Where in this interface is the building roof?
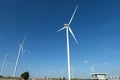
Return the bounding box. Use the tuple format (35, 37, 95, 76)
(91, 73, 108, 75)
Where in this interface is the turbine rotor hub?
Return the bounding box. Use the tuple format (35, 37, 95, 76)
(64, 23, 69, 28)
(19, 44, 23, 47)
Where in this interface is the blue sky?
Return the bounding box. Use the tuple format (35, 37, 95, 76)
(0, 0, 120, 78)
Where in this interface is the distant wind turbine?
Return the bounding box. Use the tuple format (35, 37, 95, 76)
(71, 66, 76, 79)
(57, 5, 78, 80)
(60, 70, 65, 78)
(13, 35, 26, 77)
(90, 65, 95, 73)
(0, 55, 8, 76)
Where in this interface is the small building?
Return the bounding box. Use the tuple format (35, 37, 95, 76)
(91, 73, 108, 80)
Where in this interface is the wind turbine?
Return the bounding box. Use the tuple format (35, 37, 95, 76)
(13, 35, 26, 77)
(71, 66, 76, 79)
(57, 5, 78, 80)
(90, 65, 95, 73)
(60, 70, 65, 78)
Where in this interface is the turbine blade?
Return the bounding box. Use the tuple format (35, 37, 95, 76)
(68, 5, 79, 25)
(57, 27, 66, 32)
(22, 35, 27, 45)
(21, 47, 24, 53)
(21, 47, 24, 57)
(69, 27, 78, 44)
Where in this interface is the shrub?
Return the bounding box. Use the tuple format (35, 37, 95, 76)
(21, 71, 30, 80)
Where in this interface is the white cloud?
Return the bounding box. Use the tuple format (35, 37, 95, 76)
(104, 62, 109, 65)
(83, 60, 88, 64)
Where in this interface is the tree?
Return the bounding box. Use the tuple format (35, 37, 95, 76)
(59, 77, 62, 80)
(21, 71, 30, 80)
(0, 75, 4, 78)
(63, 77, 65, 80)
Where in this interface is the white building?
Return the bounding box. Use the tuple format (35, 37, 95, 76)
(91, 73, 108, 80)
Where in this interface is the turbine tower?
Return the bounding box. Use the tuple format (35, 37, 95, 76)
(0, 55, 8, 76)
(90, 65, 95, 73)
(13, 35, 26, 77)
(57, 5, 78, 80)
(71, 66, 76, 79)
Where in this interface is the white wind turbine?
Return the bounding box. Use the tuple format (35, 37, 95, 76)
(71, 66, 76, 79)
(57, 5, 78, 80)
(13, 35, 26, 77)
(90, 65, 95, 73)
